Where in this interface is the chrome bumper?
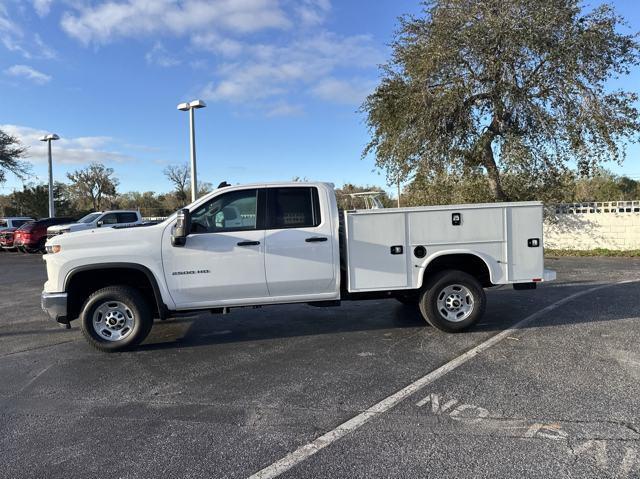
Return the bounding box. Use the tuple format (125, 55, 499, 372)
(41, 291, 68, 323)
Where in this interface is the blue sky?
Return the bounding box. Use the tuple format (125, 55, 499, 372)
(0, 0, 639, 197)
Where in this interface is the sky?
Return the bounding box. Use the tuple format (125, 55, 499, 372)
(0, 0, 639, 197)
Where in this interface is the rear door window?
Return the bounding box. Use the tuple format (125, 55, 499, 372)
(116, 212, 139, 223)
(266, 187, 321, 229)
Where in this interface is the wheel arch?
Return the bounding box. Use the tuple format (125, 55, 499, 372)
(417, 250, 500, 289)
(64, 263, 168, 321)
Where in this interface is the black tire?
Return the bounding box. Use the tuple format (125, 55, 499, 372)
(24, 244, 42, 254)
(80, 286, 153, 352)
(418, 270, 486, 333)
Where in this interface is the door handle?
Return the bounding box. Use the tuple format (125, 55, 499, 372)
(305, 237, 328, 243)
(237, 241, 260, 246)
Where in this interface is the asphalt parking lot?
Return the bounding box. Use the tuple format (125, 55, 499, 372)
(1, 253, 639, 479)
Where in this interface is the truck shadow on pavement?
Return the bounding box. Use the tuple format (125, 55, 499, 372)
(136, 281, 639, 352)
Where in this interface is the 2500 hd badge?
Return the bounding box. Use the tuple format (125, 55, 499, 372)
(171, 270, 211, 276)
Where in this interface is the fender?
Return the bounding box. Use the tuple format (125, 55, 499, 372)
(415, 249, 501, 288)
(64, 262, 169, 320)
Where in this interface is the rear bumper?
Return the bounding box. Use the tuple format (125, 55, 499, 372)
(41, 291, 68, 323)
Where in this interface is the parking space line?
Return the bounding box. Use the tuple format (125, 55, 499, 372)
(247, 280, 635, 479)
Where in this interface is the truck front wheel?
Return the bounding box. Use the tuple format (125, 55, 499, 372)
(79, 286, 153, 352)
(419, 270, 486, 332)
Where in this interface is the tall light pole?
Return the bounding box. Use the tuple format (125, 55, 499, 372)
(39, 133, 59, 217)
(177, 100, 206, 203)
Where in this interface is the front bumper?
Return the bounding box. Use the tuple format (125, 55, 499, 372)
(41, 291, 68, 323)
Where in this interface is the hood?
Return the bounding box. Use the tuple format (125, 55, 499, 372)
(48, 222, 82, 233)
(0, 227, 16, 235)
(47, 221, 165, 252)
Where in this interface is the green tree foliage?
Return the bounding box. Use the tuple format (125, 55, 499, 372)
(0, 129, 30, 183)
(2, 183, 77, 219)
(401, 168, 640, 206)
(67, 162, 119, 211)
(363, 0, 640, 201)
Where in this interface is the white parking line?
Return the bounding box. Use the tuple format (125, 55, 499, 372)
(247, 280, 635, 479)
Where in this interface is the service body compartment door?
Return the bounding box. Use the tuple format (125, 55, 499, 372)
(507, 205, 544, 281)
(346, 212, 408, 291)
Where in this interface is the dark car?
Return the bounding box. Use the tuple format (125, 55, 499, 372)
(14, 217, 75, 253)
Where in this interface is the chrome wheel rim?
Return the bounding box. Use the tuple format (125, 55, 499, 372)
(436, 284, 474, 322)
(92, 301, 135, 342)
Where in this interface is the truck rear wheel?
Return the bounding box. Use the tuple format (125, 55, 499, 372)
(419, 270, 486, 332)
(80, 286, 153, 352)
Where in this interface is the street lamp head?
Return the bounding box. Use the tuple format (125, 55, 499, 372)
(177, 100, 207, 111)
(39, 133, 60, 142)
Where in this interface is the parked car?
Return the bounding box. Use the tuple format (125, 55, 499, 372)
(0, 217, 33, 232)
(41, 181, 555, 352)
(15, 217, 75, 253)
(0, 227, 19, 250)
(47, 210, 143, 239)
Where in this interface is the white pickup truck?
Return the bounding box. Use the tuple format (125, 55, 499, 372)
(42, 182, 555, 352)
(46, 210, 143, 238)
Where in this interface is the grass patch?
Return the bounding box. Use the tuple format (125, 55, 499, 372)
(545, 248, 640, 257)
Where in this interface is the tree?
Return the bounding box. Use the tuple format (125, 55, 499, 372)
(2, 182, 76, 218)
(0, 129, 30, 183)
(163, 163, 189, 204)
(363, 0, 640, 201)
(67, 163, 119, 211)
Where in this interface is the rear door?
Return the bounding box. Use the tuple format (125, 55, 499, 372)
(264, 186, 336, 298)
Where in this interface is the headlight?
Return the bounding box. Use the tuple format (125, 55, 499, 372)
(45, 244, 62, 254)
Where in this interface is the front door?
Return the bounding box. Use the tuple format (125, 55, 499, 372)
(162, 188, 269, 309)
(264, 186, 336, 298)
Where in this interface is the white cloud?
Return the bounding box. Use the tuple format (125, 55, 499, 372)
(199, 31, 383, 105)
(191, 32, 243, 57)
(34, 33, 57, 59)
(0, 4, 57, 59)
(266, 103, 304, 117)
(1, 125, 135, 165)
(311, 77, 376, 105)
(60, 0, 290, 45)
(295, 0, 331, 26)
(32, 0, 54, 17)
(4, 64, 52, 84)
(145, 41, 180, 67)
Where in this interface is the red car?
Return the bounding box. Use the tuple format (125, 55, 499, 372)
(14, 217, 75, 253)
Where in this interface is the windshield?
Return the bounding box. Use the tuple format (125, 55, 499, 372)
(77, 213, 102, 224)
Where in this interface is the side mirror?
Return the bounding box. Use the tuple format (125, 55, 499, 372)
(171, 208, 191, 247)
(96, 220, 103, 227)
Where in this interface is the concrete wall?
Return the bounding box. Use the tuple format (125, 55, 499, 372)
(544, 201, 640, 250)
